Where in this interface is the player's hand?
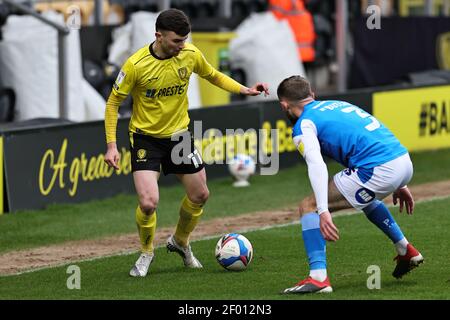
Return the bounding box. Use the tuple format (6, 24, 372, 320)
(104, 142, 120, 170)
(393, 186, 414, 214)
(319, 211, 339, 242)
(241, 82, 269, 97)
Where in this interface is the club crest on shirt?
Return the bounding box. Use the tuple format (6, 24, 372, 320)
(178, 67, 188, 80)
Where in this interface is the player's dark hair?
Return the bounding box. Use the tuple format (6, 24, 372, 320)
(277, 75, 312, 101)
(155, 9, 191, 36)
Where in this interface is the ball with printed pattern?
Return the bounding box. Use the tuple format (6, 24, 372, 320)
(215, 233, 253, 271)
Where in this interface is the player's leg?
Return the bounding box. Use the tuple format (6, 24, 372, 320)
(300, 180, 352, 279)
(362, 197, 423, 278)
(174, 168, 209, 247)
(164, 132, 206, 268)
(128, 132, 163, 277)
(165, 169, 208, 268)
(335, 155, 423, 278)
(129, 170, 159, 277)
(284, 179, 350, 294)
(335, 168, 409, 253)
(134, 170, 159, 253)
(358, 155, 423, 278)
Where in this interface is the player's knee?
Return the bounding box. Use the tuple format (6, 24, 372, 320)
(298, 197, 316, 217)
(139, 196, 159, 214)
(189, 187, 209, 204)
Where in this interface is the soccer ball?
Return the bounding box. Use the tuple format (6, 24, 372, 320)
(228, 154, 256, 187)
(215, 233, 253, 271)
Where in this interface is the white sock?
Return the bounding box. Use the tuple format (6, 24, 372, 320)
(309, 269, 327, 282)
(395, 238, 409, 255)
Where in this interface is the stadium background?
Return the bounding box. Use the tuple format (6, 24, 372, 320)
(0, 0, 449, 304)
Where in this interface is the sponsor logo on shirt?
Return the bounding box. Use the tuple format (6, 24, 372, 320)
(145, 84, 187, 98)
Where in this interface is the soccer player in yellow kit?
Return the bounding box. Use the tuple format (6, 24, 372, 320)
(104, 9, 269, 277)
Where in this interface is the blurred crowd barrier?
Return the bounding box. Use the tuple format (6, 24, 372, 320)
(0, 11, 106, 122)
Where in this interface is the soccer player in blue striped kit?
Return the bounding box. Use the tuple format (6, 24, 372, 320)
(277, 76, 424, 294)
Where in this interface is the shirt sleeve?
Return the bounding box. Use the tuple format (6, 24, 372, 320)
(112, 58, 136, 97)
(104, 92, 126, 144)
(193, 49, 215, 78)
(293, 119, 329, 214)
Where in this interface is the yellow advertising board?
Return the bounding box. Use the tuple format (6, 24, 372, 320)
(191, 32, 236, 107)
(373, 85, 450, 152)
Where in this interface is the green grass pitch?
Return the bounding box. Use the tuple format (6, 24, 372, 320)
(0, 197, 449, 300)
(1, 148, 449, 254)
(0, 148, 449, 300)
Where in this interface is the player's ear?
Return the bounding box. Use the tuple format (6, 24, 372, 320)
(155, 31, 162, 41)
(310, 91, 315, 99)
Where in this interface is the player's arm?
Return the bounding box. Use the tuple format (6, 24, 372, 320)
(104, 60, 136, 169)
(293, 119, 339, 241)
(293, 120, 329, 214)
(204, 69, 269, 96)
(104, 93, 126, 169)
(194, 49, 269, 96)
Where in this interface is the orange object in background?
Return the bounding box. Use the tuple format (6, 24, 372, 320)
(269, 0, 316, 62)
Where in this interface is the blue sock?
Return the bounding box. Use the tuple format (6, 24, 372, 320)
(301, 213, 327, 271)
(363, 200, 405, 243)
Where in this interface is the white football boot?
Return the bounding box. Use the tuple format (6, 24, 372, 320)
(129, 252, 154, 277)
(166, 235, 203, 268)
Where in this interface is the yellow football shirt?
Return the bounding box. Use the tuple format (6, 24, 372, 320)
(109, 42, 242, 140)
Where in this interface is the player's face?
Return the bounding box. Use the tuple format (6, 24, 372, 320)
(158, 31, 188, 57)
(280, 100, 299, 124)
(285, 110, 299, 125)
